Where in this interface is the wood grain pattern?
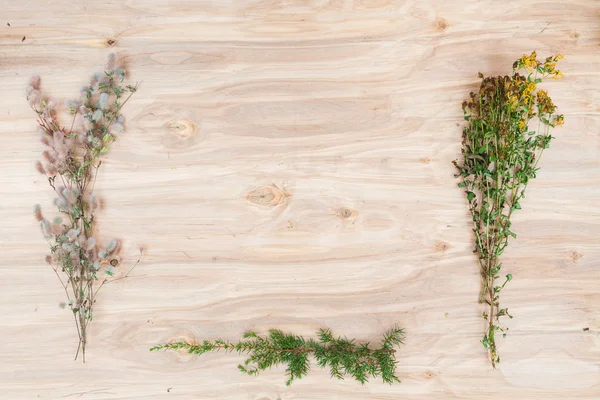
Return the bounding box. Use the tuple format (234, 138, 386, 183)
(1, 1, 599, 399)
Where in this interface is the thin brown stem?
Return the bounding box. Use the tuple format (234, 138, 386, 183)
(92, 247, 143, 301)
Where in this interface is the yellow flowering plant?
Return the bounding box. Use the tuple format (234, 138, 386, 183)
(454, 51, 564, 368)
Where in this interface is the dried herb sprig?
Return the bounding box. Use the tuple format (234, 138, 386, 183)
(454, 51, 564, 367)
(29, 54, 140, 362)
(151, 327, 404, 385)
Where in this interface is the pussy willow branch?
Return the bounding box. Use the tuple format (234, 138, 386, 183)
(30, 56, 141, 362)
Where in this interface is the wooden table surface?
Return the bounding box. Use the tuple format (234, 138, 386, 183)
(1, 1, 599, 399)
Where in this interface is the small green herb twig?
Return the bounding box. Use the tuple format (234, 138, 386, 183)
(151, 327, 404, 385)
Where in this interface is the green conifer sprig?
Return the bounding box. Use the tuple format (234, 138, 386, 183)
(151, 327, 404, 385)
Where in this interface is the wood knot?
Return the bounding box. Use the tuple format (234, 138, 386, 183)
(435, 241, 449, 252)
(162, 119, 199, 149)
(436, 18, 449, 31)
(424, 371, 437, 379)
(247, 185, 290, 206)
(422, 157, 431, 164)
(569, 31, 580, 39)
(337, 207, 358, 220)
(105, 38, 117, 47)
(570, 251, 583, 262)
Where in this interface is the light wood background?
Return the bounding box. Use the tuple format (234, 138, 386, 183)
(1, 1, 599, 399)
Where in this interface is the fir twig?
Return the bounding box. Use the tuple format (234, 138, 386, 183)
(151, 327, 405, 385)
(454, 51, 564, 367)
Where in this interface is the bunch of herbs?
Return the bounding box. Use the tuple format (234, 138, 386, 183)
(453, 51, 564, 367)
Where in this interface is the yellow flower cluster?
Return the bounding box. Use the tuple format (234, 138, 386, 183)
(536, 89, 549, 103)
(536, 89, 556, 115)
(506, 77, 536, 112)
(545, 56, 564, 79)
(518, 51, 539, 72)
(464, 52, 564, 135)
(523, 81, 536, 99)
(554, 114, 565, 126)
(515, 51, 564, 79)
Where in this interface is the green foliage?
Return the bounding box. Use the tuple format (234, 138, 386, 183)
(453, 51, 563, 368)
(151, 327, 405, 385)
